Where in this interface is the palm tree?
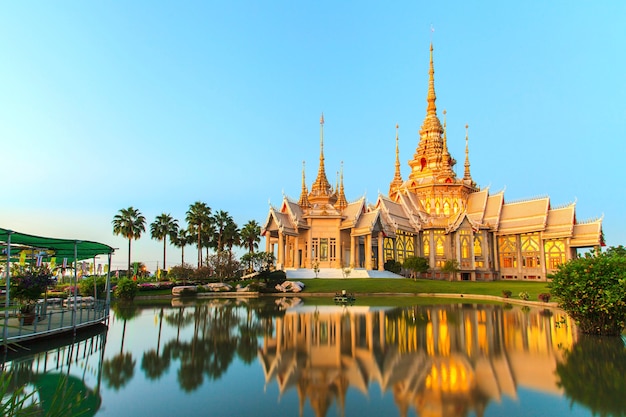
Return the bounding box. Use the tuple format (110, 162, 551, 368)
(240, 220, 261, 254)
(172, 228, 192, 267)
(112, 207, 146, 276)
(213, 210, 233, 252)
(224, 220, 240, 253)
(186, 202, 211, 268)
(150, 213, 179, 271)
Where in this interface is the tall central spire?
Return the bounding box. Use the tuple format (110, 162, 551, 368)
(408, 42, 445, 182)
(309, 113, 334, 203)
(426, 43, 437, 116)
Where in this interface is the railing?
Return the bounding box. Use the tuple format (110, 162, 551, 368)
(1, 298, 109, 344)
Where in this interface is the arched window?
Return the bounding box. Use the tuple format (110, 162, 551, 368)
(443, 200, 450, 216)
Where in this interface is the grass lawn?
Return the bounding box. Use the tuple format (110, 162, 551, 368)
(130, 278, 552, 303)
(299, 278, 551, 301)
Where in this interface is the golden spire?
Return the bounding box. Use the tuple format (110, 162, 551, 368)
(442, 110, 450, 160)
(389, 123, 404, 197)
(309, 113, 334, 202)
(426, 43, 437, 116)
(298, 160, 310, 208)
(408, 43, 445, 182)
(335, 161, 348, 210)
(464, 124, 471, 178)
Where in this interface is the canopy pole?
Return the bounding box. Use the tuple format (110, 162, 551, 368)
(72, 241, 78, 334)
(3, 231, 13, 348)
(106, 252, 112, 320)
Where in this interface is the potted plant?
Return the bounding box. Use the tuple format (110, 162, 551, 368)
(12, 266, 52, 325)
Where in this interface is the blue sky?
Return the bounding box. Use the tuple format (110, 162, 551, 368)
(1, 1, 624, 271)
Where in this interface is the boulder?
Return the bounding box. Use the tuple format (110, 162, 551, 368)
(172, 286, 198, 296)
(275, 281, 305, 293)
(203, 282, 233, 292)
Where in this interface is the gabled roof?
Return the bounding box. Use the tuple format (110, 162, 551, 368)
(483, 191, 504, 229)
(498, 197, 549, 235)
(262, 206, 298, 236)
(446, 211, 481, 233)
(376, 195, 415, 233)
(353, 210, 383, 236)
(340, 198, 366, 229)
(466, 188, 489, 225)
(283, 199, 308, 229)
(571, 219, 603, 247)
(543, 203, 575, 239)
(0, 227, 114, 262)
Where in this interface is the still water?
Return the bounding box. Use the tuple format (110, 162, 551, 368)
(3, 297, 626, 417)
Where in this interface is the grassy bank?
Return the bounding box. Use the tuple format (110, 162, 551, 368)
(299, 278, 550, 301)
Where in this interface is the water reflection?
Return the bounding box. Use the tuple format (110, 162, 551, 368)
(2, 299, 625, 417)
(1, 325, 107, 416)
(258, 302, 576, 417)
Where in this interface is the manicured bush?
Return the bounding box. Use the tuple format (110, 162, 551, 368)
(518, 291, 529, 301)
(78, 276, 108, 299)
(168, 265, 194, 282)
(549, 249, 626, 336)
(114, 278, 138, 301)
(403, 257, 429, 279)
(384, 260, 402, 274)
(502, 290, 512, 298)
(538, 293, 551, 302)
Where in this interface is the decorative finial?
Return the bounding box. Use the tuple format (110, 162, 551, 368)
(320, 113, 324, 125)
(464, 124, 472, 181)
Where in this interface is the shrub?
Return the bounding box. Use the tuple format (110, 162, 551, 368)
(78, 276, 108, 299)
(502, 290, 512, 298)
(403, 257, 429, 279)
(193, 266, 213, 282)
(549, 249, 626, 336)
(169, 265, 194, 283)
(538, 293, 551, 302)
(114, 278, 138, 301)
(384, 260, 402, 274)
(518, 291, 530, 301)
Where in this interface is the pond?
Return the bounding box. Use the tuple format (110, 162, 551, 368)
(2, 297, 626, 416)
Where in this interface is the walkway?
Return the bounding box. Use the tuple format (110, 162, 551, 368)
(1, 299, 109, 345)
(286, 268, 403, 279)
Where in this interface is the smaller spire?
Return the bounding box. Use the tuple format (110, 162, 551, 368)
(335, 161, 348, 211)
(463, 124, 473, 182)
(389, 124, 404, 197)
(298, 161, 310, 208)
(442, 110, 450, 160)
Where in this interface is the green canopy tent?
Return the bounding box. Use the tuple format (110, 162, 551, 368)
(0, 228, 114, 263)
(1, 227, 115, 343)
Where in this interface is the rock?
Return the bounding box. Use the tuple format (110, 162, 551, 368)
(203, 282, 233, 292)
(172, 286, 197, 296)
(275, 280, 305, 293)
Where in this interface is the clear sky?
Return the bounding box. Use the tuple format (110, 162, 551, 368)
(1, 1, 624, 271)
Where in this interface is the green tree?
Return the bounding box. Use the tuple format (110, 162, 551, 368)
(172, 228, 192, 267)
(212, 210, 233, 252)
(441, 259, 460, 281)
(549, 248, 626, 336)
(403, 256, 429, 280)
(112, 207, 146, 276)
(223, 220, 240, 253)
(240, 220, 261, 254)
(186, 202, 212, 268)
(150, 213, 179, 271)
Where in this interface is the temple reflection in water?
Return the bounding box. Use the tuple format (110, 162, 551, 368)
(258, 303, 576, 417)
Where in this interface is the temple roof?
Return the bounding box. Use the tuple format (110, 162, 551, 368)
(498, 197, 549, 235)
(543, 203, 576, 239)
(571, 219, 603, 247)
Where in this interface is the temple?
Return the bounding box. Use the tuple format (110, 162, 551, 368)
(261, 44, 603, 281)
